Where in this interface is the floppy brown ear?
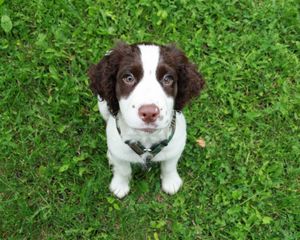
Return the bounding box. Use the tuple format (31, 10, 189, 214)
(88, 43, 128, 115)
(175, 59, 205, 110)
(162, 45, 205, 111)
(88, 55, 120, 115)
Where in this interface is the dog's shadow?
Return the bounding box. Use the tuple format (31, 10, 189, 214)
(131, 162, 160, 180)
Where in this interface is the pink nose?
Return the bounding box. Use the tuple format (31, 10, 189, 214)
(138, 104, 160, 123)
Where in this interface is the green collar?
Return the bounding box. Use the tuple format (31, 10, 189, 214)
(116, 112, 177, 169)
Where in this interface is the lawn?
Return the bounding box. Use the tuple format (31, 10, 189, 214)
(1, 0, 299, 239)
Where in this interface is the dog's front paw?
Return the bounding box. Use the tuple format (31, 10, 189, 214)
(109, 177, 130, 199)
(161, 173, 183, 195)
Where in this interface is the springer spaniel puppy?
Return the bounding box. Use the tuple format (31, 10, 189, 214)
(88, 42, 204, 198)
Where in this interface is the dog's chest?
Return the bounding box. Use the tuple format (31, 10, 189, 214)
(105, 112, 187, 164)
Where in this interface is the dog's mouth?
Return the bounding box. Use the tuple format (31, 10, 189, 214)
(137, 128, 157, 133)
(134, 118, 172, 133)
(135, 123, 159, 133)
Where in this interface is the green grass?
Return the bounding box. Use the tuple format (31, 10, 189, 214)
(1, 0, 299, 239)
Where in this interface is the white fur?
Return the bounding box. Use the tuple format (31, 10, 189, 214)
(97, 96, 110, 121)
(99, 44, 186, 198)
(119, 45, 174, 130)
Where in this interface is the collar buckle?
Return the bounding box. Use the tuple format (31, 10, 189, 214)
(143, 148, 152, 153)
(116, 111, 177, 167)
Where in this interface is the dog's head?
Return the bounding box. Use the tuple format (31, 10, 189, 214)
(88, 42, 204, 132)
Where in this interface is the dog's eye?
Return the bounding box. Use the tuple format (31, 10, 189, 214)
(122, 73, 136, 85)
(161, 74, 174, 86)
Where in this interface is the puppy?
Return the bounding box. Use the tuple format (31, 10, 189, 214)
(88, 42, 204, 198)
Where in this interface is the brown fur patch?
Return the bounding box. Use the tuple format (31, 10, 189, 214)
(88, 42, 205, 115)
(156, 63, 178, 97)
(159, 44, 205, 110)
(116, 62, 143, 99)
(88, 42, 142, 115)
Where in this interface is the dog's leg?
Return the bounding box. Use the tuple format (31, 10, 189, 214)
(109, 156, 132, 199)
(160, 158, 183, 195)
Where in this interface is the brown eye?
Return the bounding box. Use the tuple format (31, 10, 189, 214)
(122, 73, 136, 85)
(161, 74, 174, 86)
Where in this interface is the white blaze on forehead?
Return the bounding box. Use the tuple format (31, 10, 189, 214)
(118, 44, 175, 129)
(138, 44, 160, 76)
